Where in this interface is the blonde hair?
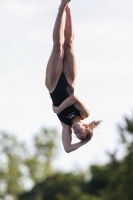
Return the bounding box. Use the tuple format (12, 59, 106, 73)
(84, 120, 102, 141)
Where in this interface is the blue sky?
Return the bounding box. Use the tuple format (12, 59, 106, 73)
(0, 0, 133, 171)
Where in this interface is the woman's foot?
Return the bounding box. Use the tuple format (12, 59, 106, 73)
(59, 0, 71, 11)
(65, 4, 70, 12)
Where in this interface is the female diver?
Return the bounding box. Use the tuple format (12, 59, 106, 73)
(45, 0, 101, 153)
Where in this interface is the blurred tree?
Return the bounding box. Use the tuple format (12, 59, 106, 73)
(118, 114, 133, 153)
(85, 113, 133, 200)
(0, 128, 59, 200)
(18, 172, 102, 200)
(85, 165, 107, 197)
(0, 132, 27, 200)
(24, 128, 59, 182)
(105, 114, 133, 200)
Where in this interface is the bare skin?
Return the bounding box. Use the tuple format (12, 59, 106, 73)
(45, 0, 90, 153)
(45, 0, 76, 93)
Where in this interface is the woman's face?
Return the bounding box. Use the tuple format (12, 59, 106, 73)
(72, 123, 87, 140)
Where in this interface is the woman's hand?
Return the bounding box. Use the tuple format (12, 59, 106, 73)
(81, 138, 90, 144)
(52, 104, 60, 114)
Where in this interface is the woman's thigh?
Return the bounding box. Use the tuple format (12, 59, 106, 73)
(45, 46, 63, 92)
(63, 45, 77, 87)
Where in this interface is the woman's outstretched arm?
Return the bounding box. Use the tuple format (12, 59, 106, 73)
(52, 95, 90, 119)
(61, 125, 89, 153)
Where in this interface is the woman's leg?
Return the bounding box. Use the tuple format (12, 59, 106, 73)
(63, 5, 77, 87)
(45, 0, 70, 93)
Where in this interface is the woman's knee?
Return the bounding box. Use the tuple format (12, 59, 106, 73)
(53, 40, 63, 53)
(64, 39, 73, 50)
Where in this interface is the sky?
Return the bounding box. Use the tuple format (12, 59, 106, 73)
(0, 0, 133, 172)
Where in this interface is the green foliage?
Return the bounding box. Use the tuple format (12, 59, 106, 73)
(87, 113, 133, 200)
(0, 132, 27, 200)
(24, 128, 58, 182)
(18, 173, 102, 200)
(86, 165, 107, 197)
(0, 128, 59, 200)
(117, 114, 133, 154)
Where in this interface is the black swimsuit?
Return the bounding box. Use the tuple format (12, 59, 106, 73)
(50, 73, 82, 126)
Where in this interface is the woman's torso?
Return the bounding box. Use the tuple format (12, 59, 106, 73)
(50, 73, 82, 126)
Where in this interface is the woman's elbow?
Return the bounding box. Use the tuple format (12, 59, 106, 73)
(73, 94, 78, 100)
(64, 147, 71, 153)
(87, 110, 90, 117)
(85, 109, 90, 118)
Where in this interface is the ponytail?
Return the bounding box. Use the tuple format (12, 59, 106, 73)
(83, 120, 102, 141)
(88, 120, 102, 129)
